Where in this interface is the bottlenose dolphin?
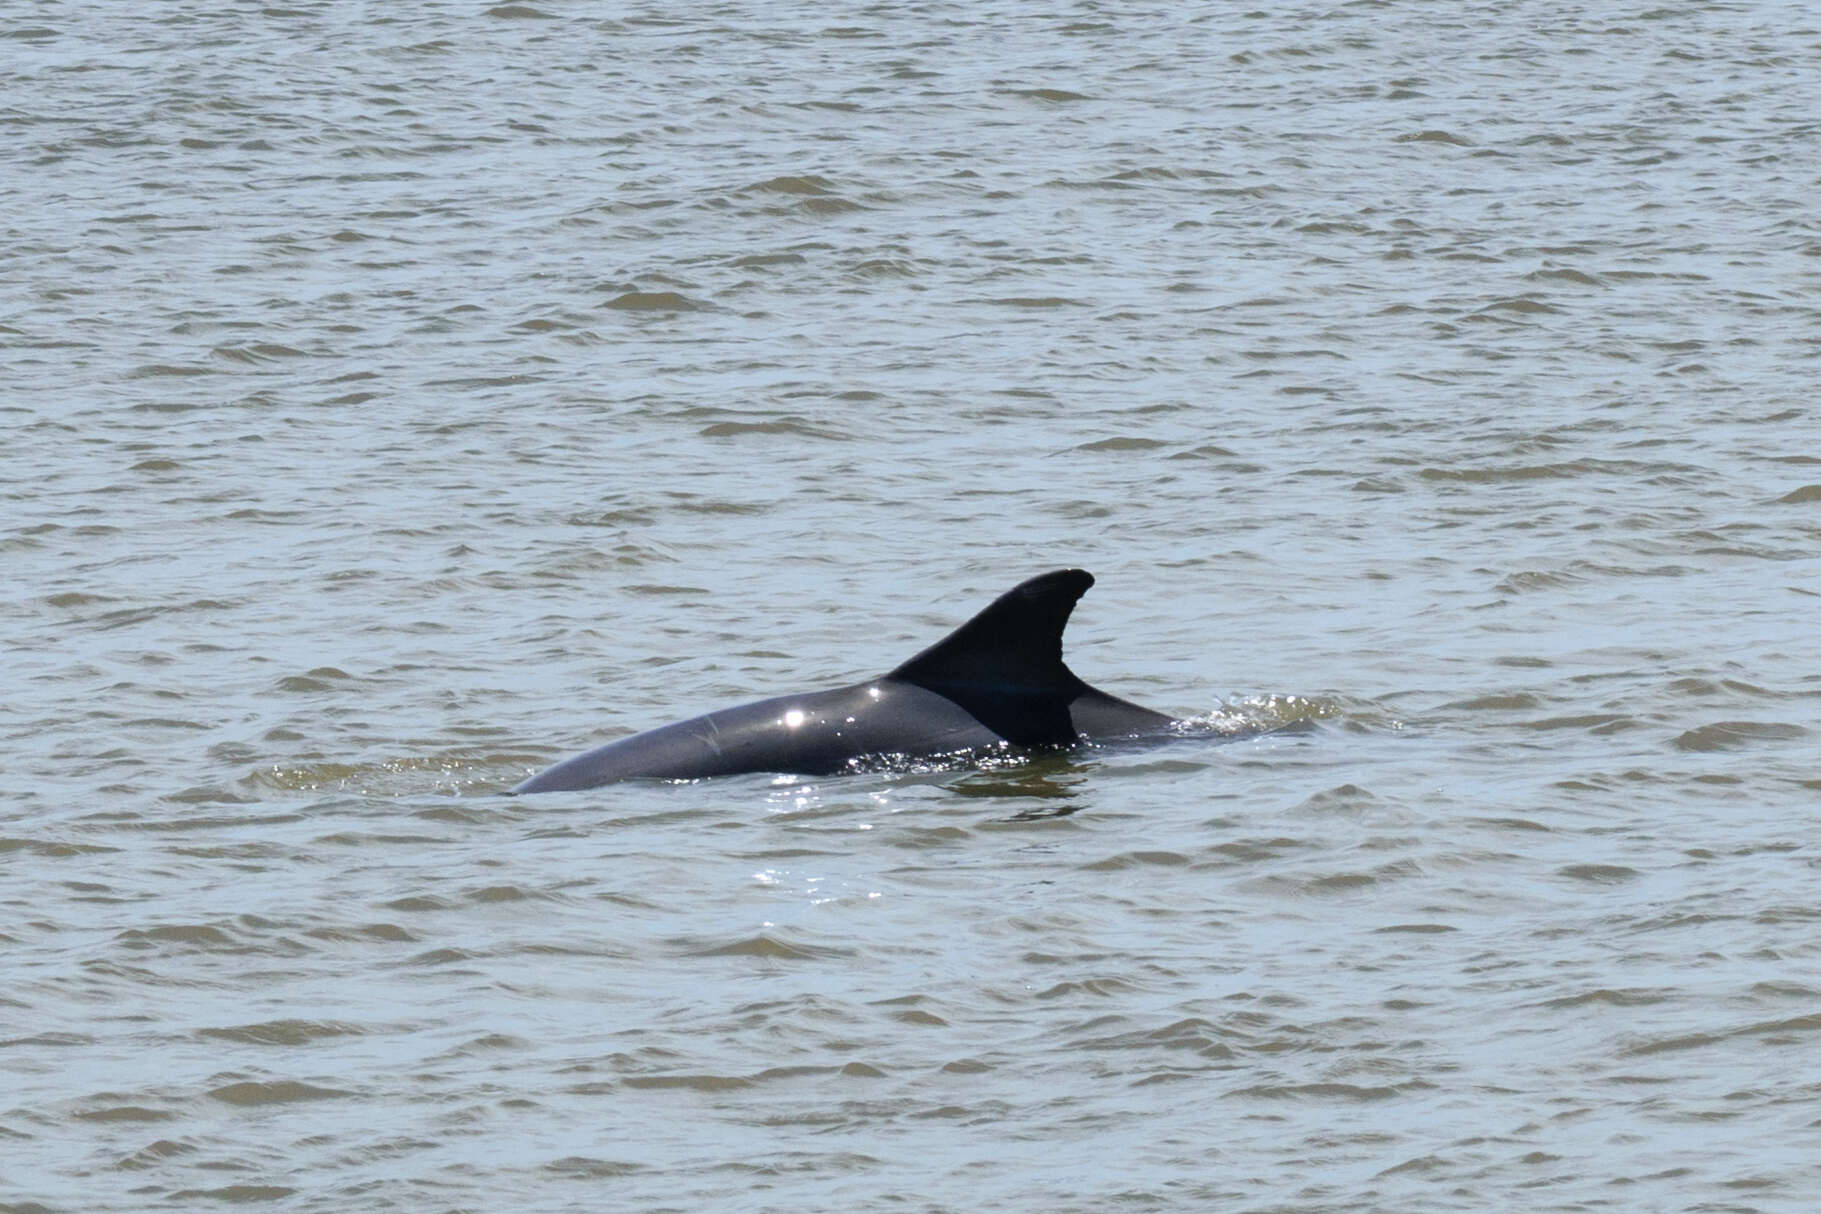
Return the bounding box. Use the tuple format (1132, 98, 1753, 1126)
(510, 569, 1177, 793)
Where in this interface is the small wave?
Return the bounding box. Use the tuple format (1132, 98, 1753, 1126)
(116, 924, 241, 949)
(1673, 720, 1808, 752)
(1475, 295, 1561, 315)
(621, 1073, 754, 1092)
(273, 666, 355, 693)
(1176, 693, 1344, 734)
(1524, 266, 1606, 286)
(603, 290, 706, 312)
(1395, 129, 1472, 145)
(208, 1079, 351, 1105)
(72, 1105, 175, 1123)
(698, 418, 846, 439)
(171, 1186, 297, 1202)
(198, 1019, 367, 1046)
(1073, 436, 1172, 452)
(42, 590, 116, 608)
(1558, 864, 1640, 884)
(211, 342, 309, 364)
(1495, 569, 1585, 593)
(1443, 692, 1542, 711)
(1078, 850, 1192, 871)
(1232, 1080, 1415, 1101)
(249, 753, 519, 795)
(1374, 922, 1458, 934)
(544, 1157, 647, 1177)
(981, 295, 1085, 309)
(1517, 713, 1636, 733)
(748, 174, 838, 196)
(731, 251, 807, 268)
(998, 87, 1091, 102)
(687, 933, 853, 960)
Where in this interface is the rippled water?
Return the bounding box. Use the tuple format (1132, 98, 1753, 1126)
(6, 3, 1821, 1210)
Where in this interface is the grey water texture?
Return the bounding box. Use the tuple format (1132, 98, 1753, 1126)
(5, 3, 1821, 1213)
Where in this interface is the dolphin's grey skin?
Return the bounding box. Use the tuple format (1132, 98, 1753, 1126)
(510, 568, 1176, 793)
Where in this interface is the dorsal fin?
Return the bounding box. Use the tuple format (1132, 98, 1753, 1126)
(888, 569, 1094, 746)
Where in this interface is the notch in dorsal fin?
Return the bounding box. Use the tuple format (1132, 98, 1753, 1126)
(889, 568, 1094, 747)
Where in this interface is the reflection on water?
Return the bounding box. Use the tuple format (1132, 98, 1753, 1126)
(949, 757, 1091, 804)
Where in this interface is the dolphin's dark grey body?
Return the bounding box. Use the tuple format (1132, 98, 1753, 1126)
(511, 569, 1175, 793)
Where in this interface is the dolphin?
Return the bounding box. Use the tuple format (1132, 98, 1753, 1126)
(510, 568, 1177, 793)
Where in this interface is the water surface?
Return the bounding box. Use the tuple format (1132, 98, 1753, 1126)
(5, 3, 1821, 1210)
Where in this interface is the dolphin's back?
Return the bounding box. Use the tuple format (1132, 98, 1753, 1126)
(510, 679, 999, 793)
(510, 568, 1181, 793)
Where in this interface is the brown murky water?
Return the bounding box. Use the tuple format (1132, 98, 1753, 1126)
(6, 3, 1821, 1210)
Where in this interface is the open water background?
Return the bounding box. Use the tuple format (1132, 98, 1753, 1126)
(5, 2, 1821, 1210)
